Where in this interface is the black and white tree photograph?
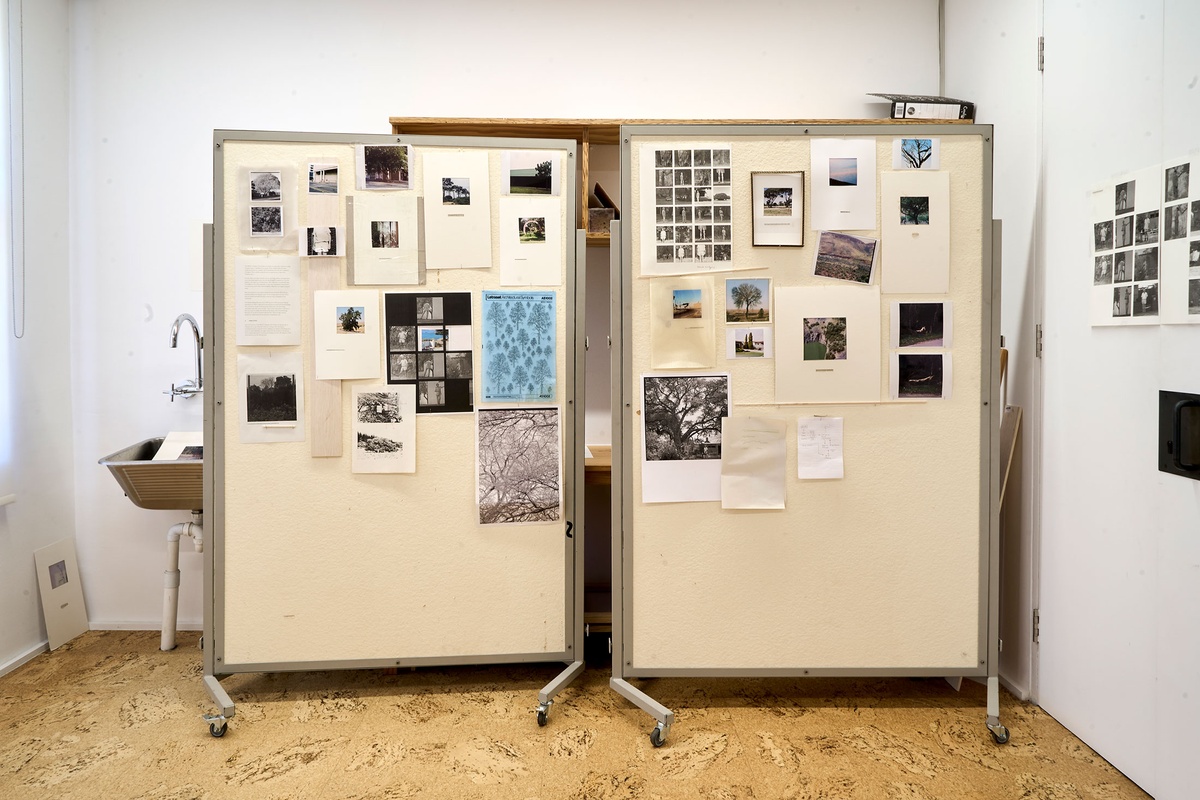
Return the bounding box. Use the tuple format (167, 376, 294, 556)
(642, 375, 729, 461)
(446, 352, 472, 379)
(250, 171, 282, 200)
(1133, 247, 1158, 281)
(357, 391, 402, 423)
(351, 384, 415, 474)
(246, 373, 298, 423)
(250, 205, 282, 237)
(361, 144, 410, 189)
(655, 150, 674, 168)
(477, 407, 561, 525)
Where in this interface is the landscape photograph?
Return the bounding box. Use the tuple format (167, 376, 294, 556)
(829, 157, 858, 186)
(508, 152, 553, 195)
(442, 177, 470, 205)
(897, 302, 945, 347)
(672, 288, 702, 319)
(813, 231, 877, 284)
(803, 317, 847, 360)
(725, 278, 769, 322)
(643, 375, 728, 461)
(249, 171, 281, 200)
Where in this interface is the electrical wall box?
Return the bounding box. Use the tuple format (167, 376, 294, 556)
(1159, 390, 1200, 481)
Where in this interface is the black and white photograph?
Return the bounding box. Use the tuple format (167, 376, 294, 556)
(1165, 163, 1189, 203)
(715, 225, 731, 242)
(305, 226, 341, 257)
(1113, 285, 1132, 317)
(896, 302, 946, 346)
(674, 149, 692, 167)
(418, 351, 445, 379)
(655, 150, 673, 168)
(1094, 254, 1113, 285)
(1133, 247, 1158, 282)
(389, 325, 416, 351)
(352, 384, 415, 474)
(250, 205, 282, 237)
(250, 171, 282, 201)
(371, 220, 399, 248)
(813, 230, 878, 284)
(1189, 279, 1200, 315)
(693, 149, 712, 167)
(1113, 250, 1130, 282)
(643, 375, 729, 461)
(1093, 220, 1112, 250)
(48, 560, 68, 590)
(389, 352, 416, 381)
(307, 163, 338, 194)
(712, 149, 731, 167)
(803, 317, 848, 360)
(1115, 215, 1134, 248)
(1191, 240, 1200, 269)
(653, 147, 733, 266)
(1135, 210, 1158, 245)
(656, 206, 673, 223)
(477, 407, 561, 525)
(655, 225, 673, 243)
(656, 188, 672, 204)
(1133, 282, 1159, 317)
(1164, 203, 1188, 241)
(246, 373, 298, 423)
(1192, 199, 1200, 234)
(442, 177, 471, 205)
(897, 353, 945, 398)
(360, 144, 410, 189)
(416, 296, 444, 322)
(446, 351, 472, 380)
(357, 390, 402, 424)
(418, 380, 445, 407)
(714, 244, 732, 262)
(656, 169, 674, 187)
(694, 168, 712, 186)
(901, 195, 931, 225)
(1115, 180, 1135, 213)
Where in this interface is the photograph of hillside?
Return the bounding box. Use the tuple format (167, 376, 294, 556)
(813, 231, 877, 284)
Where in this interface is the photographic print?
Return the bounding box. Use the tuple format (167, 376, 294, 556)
(482, 291, 556, 402)
(1191, 240, 1200, 268)
(519, 217, 546, 243)
(725, 278, 769, 322)
(477, 407, 561, 525)
(49, 560, 68, 590)
(1093, 220, 1113, 250)
(813, 230, 878, 285)
(1133, 247, 1158, 281)
(643, 375, 729, 461)
(811, 139, 877, 231)
(1113, 285, 1132, 317)
(250, 171, 282, 201)
(896, 353, 946, 399)
(1115, 180, 1135, 213)
(1192, 200, 1200, 234)
(901, 195, 931, 225)
(895, 137, 939, 170)
(803, 317, 847, 360)
(1113, 251, 1130, 282)
(1133, 282, 1159, 317)
(1094, 254, 1113, 285)
(1115, 215, 1134, 248)
(829, 157, 858, 186)
(385, 292, 473, 413)
(442, 178, 471, 205)
(655, 150, 673, 168)
(371, 220, 399, 248)
(246, 373, 298, 423)
(505, 150, 556, 195)
(358, 144, 410, 190)
(751, 172, 805, 246)
(672, 288, 702, 319)
(178, 446, 202, 461)
(1190, 279, 1200, 315)
(250, 206, 282, 237)
(729, 327, 769, 358)
(336, 306, 365, 334)
(308, 163, 338, 194)
(1165, 163, 1189, 203)
(646, 144, 733, 270)
(1135, 210, 1158, 245)
(305, 226, 342, 257)
(895, 302, 948, 347)
(352, 384, 416, 474)
(1164, 203, 1188, 241)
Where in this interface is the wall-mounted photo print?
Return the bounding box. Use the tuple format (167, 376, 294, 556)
(640, 373, 730, 503)
(672, 289, 702, 319)
(1133, 282, 1159, 317)
(385, 292, 473, 413)
(357, 143, 410, 190)
(250, 171, 282, 201)
(419, 327, 445, 350)
(503, 150, 559, 196)
(726, 327, 772, 359)
(352, 384, 415, 474)
(1192, 200, 1200, 234)
(1113, 285, 1132, 317)
(314, 290, 380, 379)
(246, 373, 299, 423)
(389, 352, 416, 381)
(477, 407, 561, 525)
(416, 295, 444, 323)
(892, 301, 952, 348)
(442, 178, 471, 205)
(1164, 203, 1188, 241)
(307, 163, 338, 194)
(1093, 220, 1113, 251)
(304, 226, 342, 257)
(1134, 247, 1158, 281)
(1164, 163, 1189, 203)
(811, 139, 877, 231)
(1189, 279, 1200, 315)
(49, 559, 68, 589)
(519, 217, 546, 242)
(751, 172, 804, 246)
(813, 231, 878, 285)
(1135, 211, 1158, 245)
(644, 144, 733, 273)
(881, 171, 951, 294)
(1113, 251, 1130, 282)
(335, 306, 365, 334)
(893, 137, 940, 170)
(237, 353, 305, 442)
(1115, 215, 1134, 248)
(1115, 180, 1135, 214)
(1094, 255, 1113, 286)
(901, 196, 931, 225)
(250, 206, 282, 237)
(803, 317, 847, 360)
(371, 220, 399, 248)
(725, 278, 769, 323)
(893, 353, 949, 400)
(828, 157, 857, 186)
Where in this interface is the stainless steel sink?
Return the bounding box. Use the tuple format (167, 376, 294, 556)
(99, 438, 203, 511)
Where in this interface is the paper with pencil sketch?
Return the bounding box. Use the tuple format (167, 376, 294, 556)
(796, 417, 844, 479)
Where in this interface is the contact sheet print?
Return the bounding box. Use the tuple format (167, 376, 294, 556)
(640, 143, 734, 275)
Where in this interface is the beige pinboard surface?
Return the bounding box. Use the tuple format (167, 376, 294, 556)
(219, 139, 571, 666)
(627, 133, 987, 670)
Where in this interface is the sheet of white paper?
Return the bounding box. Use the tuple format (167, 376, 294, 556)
(810, 138, 878, 231)
(724, 326, 773, 359)
(499, 196, 563, 285)
(34, 538, 89, 649)
(720, 417, 787, 509)
(650, 277, 715, 368)
(890, 352, 953, 400)
(880, 171, 951, 293)
(891, 301, 952, 348)
(313, 289, 381, 379)
(796, 417, 844, 479)
(639, 142, 738, 276)
(235, 255, 301, 345)
(892, 137, 941, 170)
(775, 284, 882, 404)
(641, 373, 730, 503)
(421, 149, 492, 269)
(348, 193, 421, 285)
(352, 384, 416, 473)
(153, 431, 203, 461)
(501, 149, 561, 196)
(237, 351, 306, 443)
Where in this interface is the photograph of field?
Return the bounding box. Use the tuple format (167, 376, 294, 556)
(813, 231, 877, 284)
(829, 157, 858, 186)
(725, 278, 769, 322)
(803, 317, 847, 360)
(508, 152, 553, 195)
(900, 195, 930, 225)
(672, 288, 702, 319)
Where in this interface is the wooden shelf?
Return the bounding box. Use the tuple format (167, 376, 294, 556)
(585, 444, 611, 486)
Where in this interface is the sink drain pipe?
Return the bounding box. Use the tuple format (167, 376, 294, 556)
(162, 511, 203, 651)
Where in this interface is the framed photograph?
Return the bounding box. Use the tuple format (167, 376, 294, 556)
(751, 171, 805, 246)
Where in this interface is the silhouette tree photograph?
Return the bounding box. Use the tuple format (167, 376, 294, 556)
(899, 138, 934, 169)
(643, 375, 729, 461)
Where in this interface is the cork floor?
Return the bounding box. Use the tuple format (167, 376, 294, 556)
(0, 631, 1149, 800)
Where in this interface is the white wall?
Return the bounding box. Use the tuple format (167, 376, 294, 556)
(67, 0, 941, 631)
(1037, 2, 1200, 798)
(0, 0, 75, 673)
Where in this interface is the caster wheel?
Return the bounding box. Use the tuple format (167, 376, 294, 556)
(536, 709, 548, 727)
(649, 727, 665, 748)
(209, 721, 227, 738)
(989, 725, 1009, 745)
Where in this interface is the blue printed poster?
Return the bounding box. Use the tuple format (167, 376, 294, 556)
(482, 291, 556, 402)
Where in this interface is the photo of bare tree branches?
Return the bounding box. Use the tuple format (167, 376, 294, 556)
(477, 408, 561, 525)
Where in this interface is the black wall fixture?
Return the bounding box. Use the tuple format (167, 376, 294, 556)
(1159, 390, 1200, 480)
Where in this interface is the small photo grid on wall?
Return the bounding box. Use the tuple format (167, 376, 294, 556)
(653, 146, 733, 266)
(384, 291, 474, 413)
(249, 170, 283, 238)
(889, 301, 952, 400)
(1089, 165, 1164, 326)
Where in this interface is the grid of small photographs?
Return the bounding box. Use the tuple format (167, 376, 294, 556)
(249, 170, 283, 237)
(384, 292, 475, 414)
(653, 147, 733, 266)
(1096, 173, 1162, 319)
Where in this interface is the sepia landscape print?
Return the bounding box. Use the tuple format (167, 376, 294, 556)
(813, 231, 877, 284)
(803, 317, 847, 360)
(246, 373, 298, 422)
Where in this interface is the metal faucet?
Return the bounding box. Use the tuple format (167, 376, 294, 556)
(167, 313, 203, 401)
